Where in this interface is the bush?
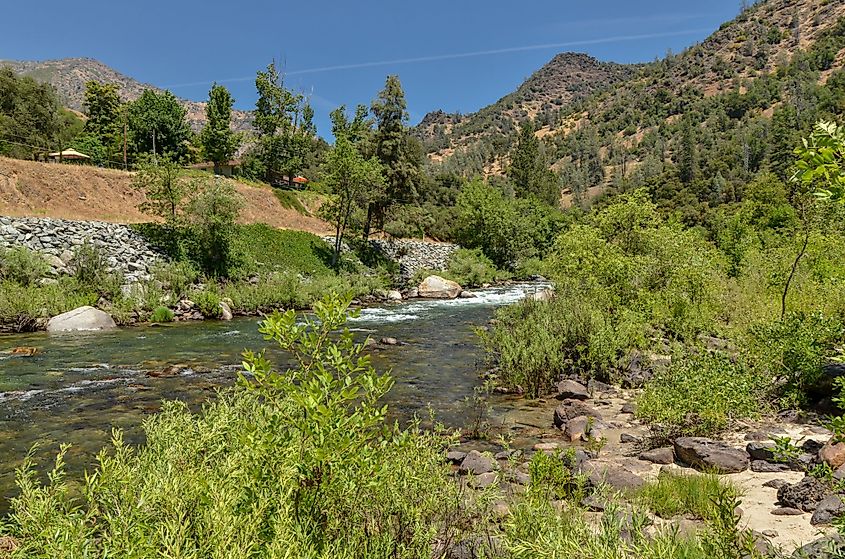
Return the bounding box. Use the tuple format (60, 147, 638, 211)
(0, 247, 50, 286)
(149, 306, 174, 323)
(445, 248, 510, 288)
(152, 261, 199, 299)
(0, 294, 480, 558)
(69, 243, 110, 287)
(748, 312, 845, 408)
(637, 353, 768, 437)
(191, 289, 222, 318)
(0, 280, 97, 332)
(185, 177, 243, 277)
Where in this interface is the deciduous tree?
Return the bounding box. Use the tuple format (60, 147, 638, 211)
(200, 83, 240, 173)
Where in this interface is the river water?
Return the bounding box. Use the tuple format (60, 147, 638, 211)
(0, 283, 546, 505)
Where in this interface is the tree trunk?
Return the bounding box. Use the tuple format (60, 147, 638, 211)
(781, 230, 810, 319)
(363, 204, 373, 241)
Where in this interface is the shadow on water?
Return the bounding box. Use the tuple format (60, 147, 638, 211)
(0, 283, 546, 508)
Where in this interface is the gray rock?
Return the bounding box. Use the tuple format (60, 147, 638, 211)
(772, 507, 805, 516)
(46, 306, 117, 332)
(639, 447, 675, 465)
(380, 337, 400, 346)
(811, 495, 845, 525)
(674, 437, 750, 473)
(763, 479, 790, 490)
(555, 379, 590, 401)
(469, 472, 498, 489)
(791, 535, 845, 559)
(459, 450, 497, 475)
(751, 460, 790, 473)
(777, 477, 830, 512)
(553, 399, 602, 428)
(446, 450, 467, 464)
(746, 441, 776, 462)
(564, 416, 608, 442)
(620, 433, 643, 444)
(386, 290, 403, 302)
(620, 402, 636, 414)
(219, 301, 233, 321)
(581, 462, 645, 491)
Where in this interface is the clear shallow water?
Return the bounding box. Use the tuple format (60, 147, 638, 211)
(0, 283, 546, 504)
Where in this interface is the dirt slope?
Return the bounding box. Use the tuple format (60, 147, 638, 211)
(0, 157, 332, 234)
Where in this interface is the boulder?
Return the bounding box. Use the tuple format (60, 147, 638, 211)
(763, 479, 789, 490)
(811, 495, 845, 526)
(746, 441, 776, 462)
(219, 301, 233, 321)
(581, 462, 645, 492)
(820, 442, 845, 469)
(620, 433, 643, 444)
(46, 306, 117, 332)
(639, 447, 675, 465)
(674, 437, 750, 474)
(531, 288, 554, 302)
(446, 450, 467, 465)
(777, 477, 830, 512)
(771, 507, 804, 516)
(380, 337, 400, 346)
(386, 290, 403, 302)
(791, 535, 845, 559)
(469, 472, 498, 489)
(459, 291, 476, 299)
(417, 275, 462, 299)
(459, 450, 497, 475)
(555, 379, 590, 401)
(553, 399, 602, 428)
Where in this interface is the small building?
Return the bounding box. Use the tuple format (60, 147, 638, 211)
(47, 149, 91, 164)
(189, 159, 241, 177)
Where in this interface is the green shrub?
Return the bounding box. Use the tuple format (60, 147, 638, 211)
(0, 246, 50, 286)
(638, 471, 739, 520)
(150, 306, 174, 323)
(0, 294, 480, 558)
(69, 243, 110, 288)
(445, 248, 510, 288)
(0, 280, 97, 332)
(185, 177, 244, 277)
(748, 312, 845, 407)
(191, 289, 222, 318)
(152, 261, 199, 298)
(637, 353, 768, 437)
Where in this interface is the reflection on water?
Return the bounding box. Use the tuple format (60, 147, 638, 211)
(0, 283, 545, 505)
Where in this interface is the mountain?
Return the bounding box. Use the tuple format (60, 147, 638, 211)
(418, 0, 845, 180)
(416, 53, 636, 169)
(0, 57, 253, 133)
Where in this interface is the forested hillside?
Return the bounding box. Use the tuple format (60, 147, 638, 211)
(420, 0, 845, 220)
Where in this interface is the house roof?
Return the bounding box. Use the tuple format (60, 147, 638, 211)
(47, 149, 90, 159)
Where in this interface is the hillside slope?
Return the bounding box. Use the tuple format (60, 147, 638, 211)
(419, 0, 845, 176)
(0, 157, 331, 234)
(0, 58, 253, 133)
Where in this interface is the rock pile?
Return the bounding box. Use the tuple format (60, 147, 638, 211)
(0, 216, 160, 282)
(321, 236, 459, 281)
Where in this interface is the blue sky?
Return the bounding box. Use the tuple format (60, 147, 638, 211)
(1, 0, 742, 136)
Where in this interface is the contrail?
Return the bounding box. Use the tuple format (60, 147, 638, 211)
(163, 28, 709, 89)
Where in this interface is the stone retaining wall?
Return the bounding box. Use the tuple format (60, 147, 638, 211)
(322, 237, 459, 280)
(0, 216, 160, 282)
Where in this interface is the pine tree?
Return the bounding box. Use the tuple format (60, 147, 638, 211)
(678, 117, 698, 185)
(200, 83, 240, 174)
(507, 121, 559, 206)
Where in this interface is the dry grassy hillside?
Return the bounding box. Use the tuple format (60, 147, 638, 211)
(0, 157, 331, 234)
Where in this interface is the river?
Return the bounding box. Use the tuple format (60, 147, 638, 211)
(0, 283, 546, 505)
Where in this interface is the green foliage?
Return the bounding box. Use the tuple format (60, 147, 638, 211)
(199, 83, 240, 168)
(149, 306, 174, 323)
(127, 89, 192, 161)
(82, 81, 123, 163)
(0, 279, 97, 332)
(151, 260, 199, 298)
(184, 177, 244, 277)
(0, 247, 49, 286)
(69, 243, 113, 289)
(190, 289, 221, 318)
(0, 67, 63, 159)
(132, 155, 196, 223)
(638, 471, 739, 520)
(443, 248, 509, 288)
(321, 133, 385, 266)
(508, 120, 560, 206)
(749, 312, 845, 407)
(794, 120, 845, 203)
(1, 294, 475, 558)
(252, 61, 316, 184)
(637, 353, 767, 437)
(455, 179, 564, 269)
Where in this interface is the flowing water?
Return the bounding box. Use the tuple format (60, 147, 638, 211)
(0, 283, 546, 505)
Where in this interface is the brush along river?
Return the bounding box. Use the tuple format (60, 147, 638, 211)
(0, 283, 548, 505)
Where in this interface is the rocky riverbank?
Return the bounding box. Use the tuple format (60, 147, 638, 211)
(437, 376, 844, 557)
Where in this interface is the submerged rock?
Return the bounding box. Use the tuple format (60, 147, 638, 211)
(46, 306, 117, 332)
(417, 275, 462, 299)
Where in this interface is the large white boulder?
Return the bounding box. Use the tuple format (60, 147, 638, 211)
(417, 275, 462, 299)
(46, 306, 117, 332)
